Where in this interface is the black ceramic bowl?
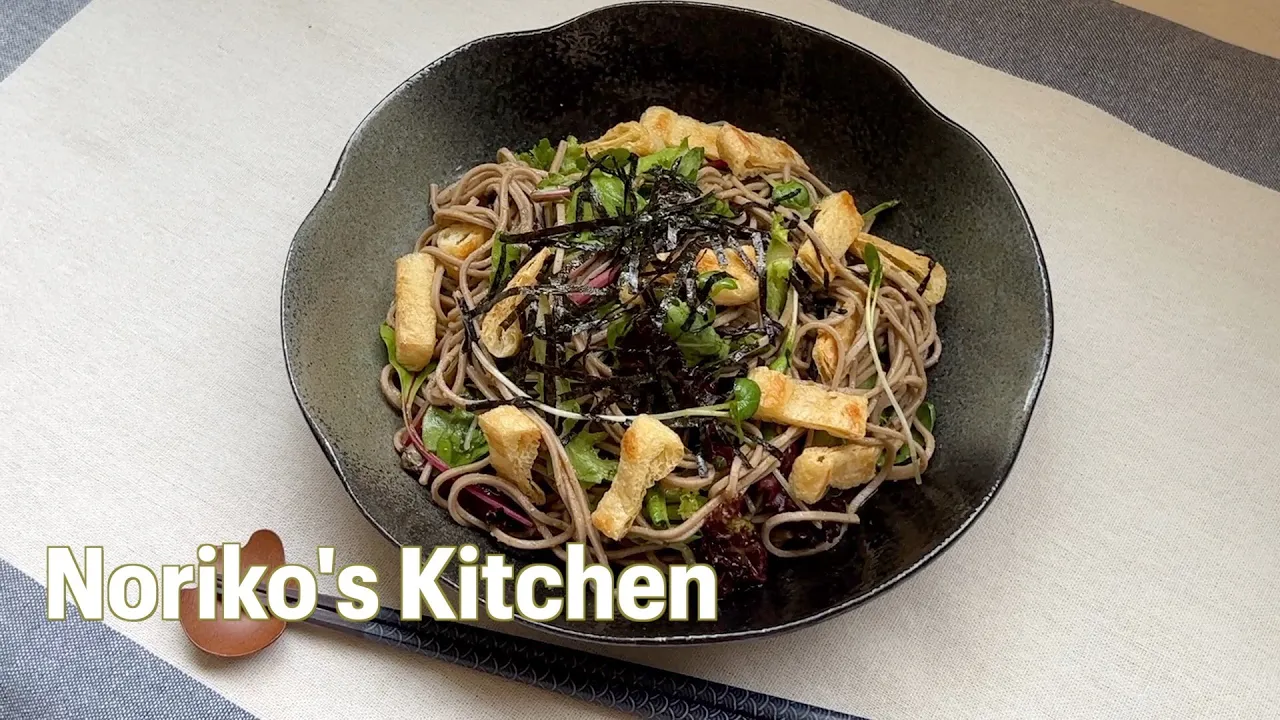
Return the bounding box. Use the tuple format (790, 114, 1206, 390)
(282, 1, 1051, 644)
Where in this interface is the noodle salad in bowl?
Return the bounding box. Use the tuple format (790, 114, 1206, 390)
(379, 106, 947, 592)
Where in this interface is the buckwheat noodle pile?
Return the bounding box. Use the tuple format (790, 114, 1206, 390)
(380, 114, 944, 588)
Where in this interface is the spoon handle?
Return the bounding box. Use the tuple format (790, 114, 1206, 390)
(303, 598, 861, 720)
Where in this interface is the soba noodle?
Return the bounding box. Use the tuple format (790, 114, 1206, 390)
(381, 127, 942, 585)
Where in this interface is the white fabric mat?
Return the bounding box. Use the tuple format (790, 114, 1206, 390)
(1, 0, 1277, 718)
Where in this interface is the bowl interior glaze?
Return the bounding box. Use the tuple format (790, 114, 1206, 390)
(282, 1, 1051, 644)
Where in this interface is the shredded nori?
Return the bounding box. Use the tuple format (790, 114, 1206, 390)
(464, 154, 799, 458)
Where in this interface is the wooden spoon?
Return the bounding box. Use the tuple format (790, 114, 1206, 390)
(178, 529, 287, 657)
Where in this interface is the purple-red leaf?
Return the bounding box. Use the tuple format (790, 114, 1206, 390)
(699, 496, 767, 592)
(569, 265, 619, 305)
(457, 485, 535, 532)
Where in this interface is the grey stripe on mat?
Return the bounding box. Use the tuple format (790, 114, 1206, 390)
(829, 0, 1280, 192)
(1, 0, 1277, 191)
(0, 560, 256, 720)
(0, 0, 93, 81)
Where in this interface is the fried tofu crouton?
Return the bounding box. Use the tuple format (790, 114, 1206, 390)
(477, 406, 545, 504)
(583, 121, 665, 156)
(639, 106, 722, 158)
(854, 233, 948, 305)
(694, 246, 758, 305)
(812, 304, 860, 383)
(591, 416, 685, 541)
(747, 366, 868, 440)
(798, 191, 863, 282)
(716, 124, 809, 176)
(393, 252, 438, 372)
(480, 248, 552, 358)
(789, 444, 881, 503)
(434, 223, 491, 263)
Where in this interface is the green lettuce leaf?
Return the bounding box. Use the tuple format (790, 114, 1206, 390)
(765, 213, 795, 318)
(636, 143, 682, 175)
(917, 400, 937, 432)
(606, 316, 631, 349)
(566, 431, 619, 485)
(592, 174, 627, 216)
(379, 323, 413, 401)
(705, 197, 737, 217)
(516, 138, 557, 170)
(490, 231, 521, 288)
(675, 491, 707, 520)
(420, 406, 488, 467)
(558, 397, 581, 438)
(894, 401, 936, 464)
(537, 171, 581, 189)
(567, 173, 631, 223)
(637, 139, 704, 182)
(380, 323, 433, 406)
(663, 301, 729, 365)
(559, 136, 587, 172)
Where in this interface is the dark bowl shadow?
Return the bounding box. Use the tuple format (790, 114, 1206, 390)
(281, 0, 1052, 645)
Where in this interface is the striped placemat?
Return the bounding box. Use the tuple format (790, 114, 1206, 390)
(2, 0, 1277, 718)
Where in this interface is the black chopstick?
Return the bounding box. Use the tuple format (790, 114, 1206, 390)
(226, 582, 863, 720)
(318, 597, 860, 720)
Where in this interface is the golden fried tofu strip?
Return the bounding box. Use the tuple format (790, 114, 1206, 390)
(583, 121, 664, 156)
(477, 406, 545, 505)
(480, 248, 552, 358)
(694, 246, 759, 306)
(716, 123, 808, 176)
(394, 252, 438, 372)
(798, 191, 863, 282)
(591, 416, 685, 541)
(789, 444, 881, 503)
(639, 106, 722, 158)
(798, 191, 947, 304)
(434, 223, 491, 263)
(812, 303, 860, 383)
(748, 366, 868, 440)
(855, 233, 947, 305)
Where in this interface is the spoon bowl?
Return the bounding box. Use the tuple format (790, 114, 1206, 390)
(178, 529, 288, 658)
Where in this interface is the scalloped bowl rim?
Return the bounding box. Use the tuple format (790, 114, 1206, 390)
(281, 0, 1053, 645)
